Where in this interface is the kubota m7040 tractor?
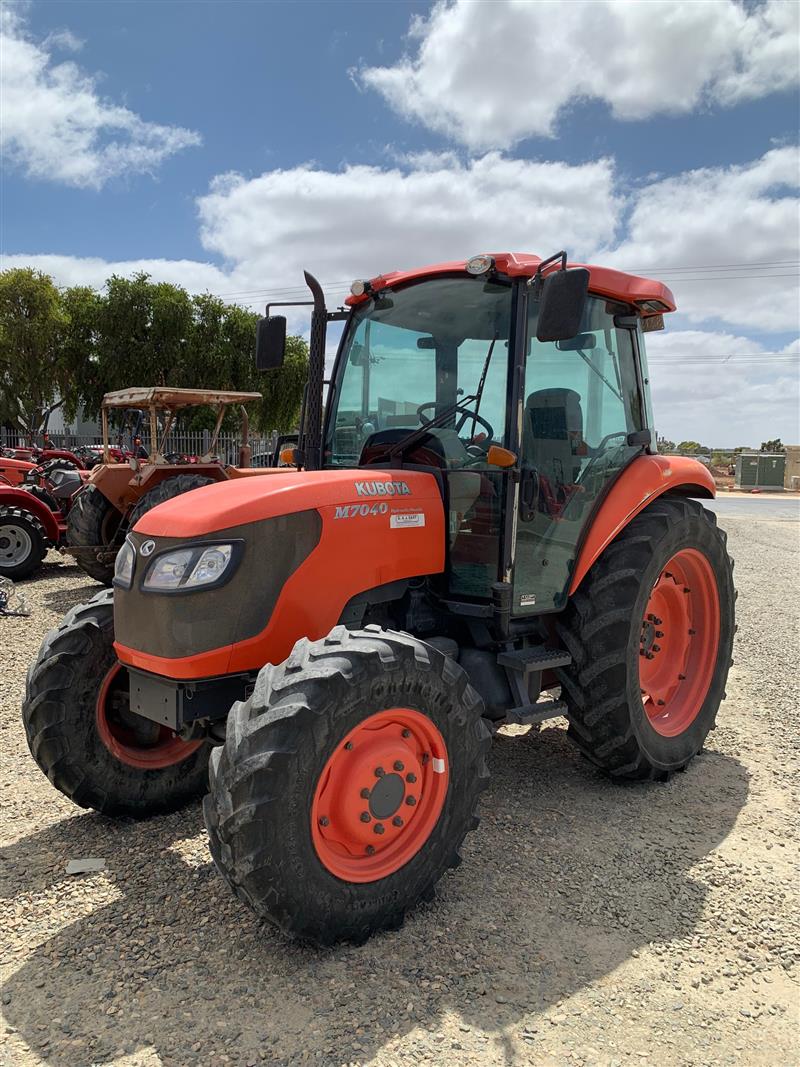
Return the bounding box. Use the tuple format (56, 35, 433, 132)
(24, 253, 735, 945)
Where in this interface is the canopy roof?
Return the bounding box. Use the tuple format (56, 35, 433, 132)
(101, 388, 262, 411)
(345, 252, 676, 317)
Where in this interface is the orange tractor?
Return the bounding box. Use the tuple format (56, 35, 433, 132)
(67, 387, 274, 584)
(24, 253, 734, 945)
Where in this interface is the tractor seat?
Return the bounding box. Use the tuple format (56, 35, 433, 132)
(523, 387, 585, 490)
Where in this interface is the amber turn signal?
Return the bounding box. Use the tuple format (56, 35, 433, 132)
(486, 445, 516, 468)
(279, 446, 297, 465)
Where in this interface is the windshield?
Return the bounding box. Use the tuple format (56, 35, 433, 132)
(324, 277, 513, 468)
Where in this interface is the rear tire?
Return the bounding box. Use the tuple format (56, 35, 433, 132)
(556, 496, 735, 780)
(67, 485, 123, 585)
(127, 474, 215, 530)
(23, 589, 209, 817)
(0, 505, 47, 580)
(204, 626, 491, 945)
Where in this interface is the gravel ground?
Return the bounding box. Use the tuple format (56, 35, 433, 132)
(1, 512, 798, 1067)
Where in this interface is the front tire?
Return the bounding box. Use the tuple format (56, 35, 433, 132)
(556, 496, 735, 780)
(23, 589, 209, 817)
(204, 626, 491, 945)
(0, 506, 47, 580)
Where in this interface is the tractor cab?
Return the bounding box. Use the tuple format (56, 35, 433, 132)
(261, 252, 672, 614)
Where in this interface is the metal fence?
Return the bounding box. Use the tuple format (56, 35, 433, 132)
(0, 428, 281, 464)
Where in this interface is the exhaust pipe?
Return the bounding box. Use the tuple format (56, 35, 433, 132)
(301, 271, 327, 471)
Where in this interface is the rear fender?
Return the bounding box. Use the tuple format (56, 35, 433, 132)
(569, 455, 715, 594)
(0, 486, 61, 543)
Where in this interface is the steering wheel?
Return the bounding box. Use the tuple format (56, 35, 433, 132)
(416, 402, 495, 446)
(576, 432, 629, 486)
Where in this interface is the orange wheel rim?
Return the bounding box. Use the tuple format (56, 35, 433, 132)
(95, 664, 202, 770)
(639, 548, 720, 737)
(311, 708, 449, 883)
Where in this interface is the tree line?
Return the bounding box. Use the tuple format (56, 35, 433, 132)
(0, 268, 308, 439)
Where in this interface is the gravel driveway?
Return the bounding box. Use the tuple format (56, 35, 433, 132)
(1, 511, 797, 1066)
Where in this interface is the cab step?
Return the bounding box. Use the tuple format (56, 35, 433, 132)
(504, 699, 568, 726)
(497, 646, 572, 673)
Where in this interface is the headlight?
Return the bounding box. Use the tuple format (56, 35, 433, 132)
(113, 539, 135, 589)
(142, 543, 238, 592)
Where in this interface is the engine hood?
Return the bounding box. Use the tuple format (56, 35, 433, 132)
(116, 468, 446, 680)
(132, 468, 441, 537)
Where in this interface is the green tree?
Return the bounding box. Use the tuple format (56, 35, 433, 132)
(760, 438, 785, 453)
(0, 268, 74, 438)
(60, 285, 103, 424)
(676, 440, 701, 453)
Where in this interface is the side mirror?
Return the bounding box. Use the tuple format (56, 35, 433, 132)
(255, 315, 287, 371)
(535, 268, 590, 343)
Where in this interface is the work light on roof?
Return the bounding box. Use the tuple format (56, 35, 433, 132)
(465, 254, 494, 276)
(350, 279, 371, 297)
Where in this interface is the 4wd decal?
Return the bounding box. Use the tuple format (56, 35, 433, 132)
(334, 502, 389, 520)
(354, 480, 411, 497)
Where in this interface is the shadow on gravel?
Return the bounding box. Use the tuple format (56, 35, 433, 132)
(1, 726, 748, 1065)
(40, 583, 100, 617)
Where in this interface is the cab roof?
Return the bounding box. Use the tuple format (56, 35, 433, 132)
(101, 387, 262, 411)
(345, 252, 676, 317)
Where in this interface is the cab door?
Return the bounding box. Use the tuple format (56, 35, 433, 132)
(512, 298, 647, 614)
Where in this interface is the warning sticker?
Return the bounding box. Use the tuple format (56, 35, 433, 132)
(390, 511, 426, 529)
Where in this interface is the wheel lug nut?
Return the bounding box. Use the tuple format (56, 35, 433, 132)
(392, 816, 404, 827)
(655, 631, 664, 638)
(406, 796, 416, 807)
(374, 766, 385, 777)
(657, 699, 666, 706)
(360, 788, 370, 799)
(401, 729, 411, 738)
(652, 644, 661, 652)
(360, 812, 371, 823)
(683, 587, 690, 594)
(366, 845, 375, 855)
(374, 823, 385, 835)
(678, 673, 686, 680)
(406, 773, 416, 783)
(654, 617, 662, 625)
(344, 741, 353, 750)
(646, 652, 654, 660)
(394, 761, 404, 772)
(319, 816, 329, 827)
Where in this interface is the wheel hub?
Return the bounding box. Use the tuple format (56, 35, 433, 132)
(368, 772, 405, 819)
(311, 708, 449, 883)
(0, 525, 33, 564)
(639, 549, 720, 737)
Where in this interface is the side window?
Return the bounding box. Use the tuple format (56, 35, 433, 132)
(513, 298, 643, 614)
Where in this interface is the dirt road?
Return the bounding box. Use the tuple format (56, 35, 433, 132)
(1, 509, 797, 1066)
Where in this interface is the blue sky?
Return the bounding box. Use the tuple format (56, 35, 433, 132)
(2, 0, 799, 445)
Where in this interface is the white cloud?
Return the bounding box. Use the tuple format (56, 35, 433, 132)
(646, 331, 800, 448)
(606, 146, 800, 333)
(197, 153, 619, 289)
(358, 0, 800, 149)
(0, 7, 200, 189)
(0, 252, 230, 296)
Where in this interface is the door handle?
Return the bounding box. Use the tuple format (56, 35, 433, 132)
(519, 468, 539, 522)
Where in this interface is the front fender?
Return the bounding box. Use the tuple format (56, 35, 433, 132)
(569, 455, 715, 594)
(0, 486, 61, 543)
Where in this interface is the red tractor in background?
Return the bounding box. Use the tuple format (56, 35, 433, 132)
(24, 251, 735, 946)
(0, 459, 86, 580)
